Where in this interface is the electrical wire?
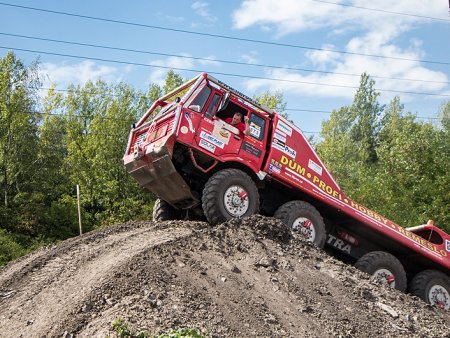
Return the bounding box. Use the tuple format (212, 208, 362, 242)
(14, 110, 324, 134)
(284, 108, 440, 120)
(2, 32, 448, 85)
(309, 0, 450, 22)
(1, 45, 449, 98)
(17, 87, 442, 121)
(0, 2, 449, 65)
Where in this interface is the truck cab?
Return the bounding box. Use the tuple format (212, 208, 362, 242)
(123, 73, 270, 214)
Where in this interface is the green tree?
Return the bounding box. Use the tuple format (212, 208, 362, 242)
(163, 70, 185, 94)
(55, 80, 155, 227)
(374, 100, 448, 230)
(254, 90, 287, 114)
(318, 83, 449, 232)
(0, 52, 42, 233)
(0, 227, 25, 266)
(431, 101, 450, 230)
(317, 74, 383, 199)
(37, 87, 70, 202)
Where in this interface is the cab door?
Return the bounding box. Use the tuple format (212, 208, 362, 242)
(237, 111, 268, 171)
(194, 92, 242, 158)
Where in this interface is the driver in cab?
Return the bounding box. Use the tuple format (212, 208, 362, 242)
(225, 112, 250, 136)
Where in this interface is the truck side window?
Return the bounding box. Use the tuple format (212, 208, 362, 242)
(249, 114, 265, 141)
(205, 93, 221, 119)
(187, 85, 212, 113)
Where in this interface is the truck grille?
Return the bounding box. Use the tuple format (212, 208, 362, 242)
(130, 117, 175, 155)
(135, 132, 146, 147)
(148, 118, 174, 142)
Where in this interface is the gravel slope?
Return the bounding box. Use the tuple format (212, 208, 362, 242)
(0, 216, 449, 337)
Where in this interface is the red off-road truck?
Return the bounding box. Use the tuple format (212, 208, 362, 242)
(124, 73, 450, 309)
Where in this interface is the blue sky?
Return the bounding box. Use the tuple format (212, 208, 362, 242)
(1, 0, 449, 135)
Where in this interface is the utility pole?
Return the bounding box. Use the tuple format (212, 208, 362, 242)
(76, 185, 82, 235)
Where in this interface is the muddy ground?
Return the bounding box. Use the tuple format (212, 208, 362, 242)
(0, 215, 449, 337)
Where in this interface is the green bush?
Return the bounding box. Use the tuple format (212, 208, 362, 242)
(111, 319, 148, 338)
(110, 319, 205, 338)
(0, 228, 26, 266)
(154, 328, 205, 338)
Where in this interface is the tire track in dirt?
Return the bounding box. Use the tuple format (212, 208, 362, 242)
(0, 216, 449, 338)
(0, 222, 152, 289)
(0, 223, 194, 337)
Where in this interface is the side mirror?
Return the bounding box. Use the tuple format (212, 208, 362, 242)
(188, 105, 201, 113)
(217, 92, 230, 112)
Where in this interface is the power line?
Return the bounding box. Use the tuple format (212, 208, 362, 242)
(37, 111, 322, 134)
(1, 45, 449, 98)
(309, 0, 450, 22)
(285, 108, 331, 114)
(0, 2, 449, 66)
(19, 109, 442, 134)
(18, 88, 442, 121)
(2, 32, 448, 85)
(284, 108, 440, 120)
(18, 110, 324, 134)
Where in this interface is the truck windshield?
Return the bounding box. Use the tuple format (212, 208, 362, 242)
(186, 84, 212, 113)
(150, 81, 209, 121)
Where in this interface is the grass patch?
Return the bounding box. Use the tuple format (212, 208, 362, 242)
(110, 319, 205, 338)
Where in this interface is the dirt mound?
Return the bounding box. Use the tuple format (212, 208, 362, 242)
(0, 215, 449, 337)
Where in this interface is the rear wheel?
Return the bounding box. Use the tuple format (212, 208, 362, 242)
(274, 201, 326, 248)
(152, 199, 181, 221)
(409, 270, 450, 310)
(355, 251, 407, 292)
(202, 169, 259, 225)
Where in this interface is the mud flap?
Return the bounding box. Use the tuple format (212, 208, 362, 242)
(125, 153, 198, 209)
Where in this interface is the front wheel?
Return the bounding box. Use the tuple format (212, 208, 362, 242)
(273, 200, 326, 248)
(202, 169, 259, 225)
(355, 251, 407, 292)
(409, 270, 450, 310)
(152, 199, 181, 221)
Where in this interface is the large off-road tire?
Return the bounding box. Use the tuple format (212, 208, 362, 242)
(152, 199, 180, 221)
(273, 201, 326, 248)
(408, 270, 450, 310)
(202, 169, 259, 225)
(355, 251, 407, 292)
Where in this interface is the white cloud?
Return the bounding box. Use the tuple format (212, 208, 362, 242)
(197, 55, 221, 66)
(192, 2, 217, 23)
(306, 44, 341, 68)
(232, 0, 449, 101)
(241, 51, 260, 64)
(232, 0, 447, 37)
(41, 61, 119, 87)
(243, 69, 359, 100)
(148, 55, 195, 85)
(243, 54, 448, 102)
(232, 0, 335, 36)
(147, 53, 222, 85)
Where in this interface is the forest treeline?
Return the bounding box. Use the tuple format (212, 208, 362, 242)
(0, 52, 449, 265)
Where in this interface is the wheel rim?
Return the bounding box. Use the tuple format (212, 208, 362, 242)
(372, 268, 396, 288)
(428, 284, 450, 310)
(223, 185, 249, 217)
(292, 217, 316, 242)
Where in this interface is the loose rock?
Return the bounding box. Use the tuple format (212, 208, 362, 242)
(0, 215, 448, 338)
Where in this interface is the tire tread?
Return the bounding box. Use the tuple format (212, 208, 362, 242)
(153, 199, 178, 221)
(274, 200, 326, 248)
(202, 169, 259, 225)
(408, 269, 450, 305)
(355, 251, 407, 292)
